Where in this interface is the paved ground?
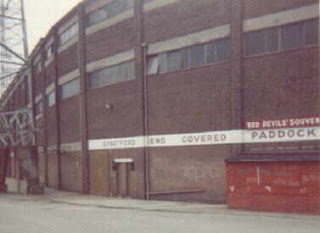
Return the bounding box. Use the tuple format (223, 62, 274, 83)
(0, 191, 319, 233)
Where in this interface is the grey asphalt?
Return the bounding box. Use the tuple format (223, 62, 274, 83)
(0, 191, 319, 233)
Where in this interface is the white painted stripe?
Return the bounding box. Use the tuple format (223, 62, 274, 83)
(35, 114, 42, 121)
(35, 94, 42, 103)
(244, 4, 319, 32)
(45, 83, 55, 95)
(86, 9, 134, 36)
(89, 127, 320, 150)
(148, 24, 230, 55)
(144, 0, 178, 12)
(58, 69, 80, 85)
(58, 35, 79, 54)
(60, 142, 82, 152)
(45, 56, 54, 67)
(114, 158, 134, 163)
(86, 49, 135, 73)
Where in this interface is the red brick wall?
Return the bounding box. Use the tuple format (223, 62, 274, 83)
(226, 160, 320, 214)
(59, 96, 81, 143)
(58, 44, 79, 77)
(85, 19, 135, 62)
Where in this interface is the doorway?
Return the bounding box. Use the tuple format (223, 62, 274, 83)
(112, 158, 134, 197)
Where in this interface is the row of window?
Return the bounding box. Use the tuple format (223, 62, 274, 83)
(87, 0, 134, 27)
(147, 38, 231, 75)
(88, 61, 135, 89)
(43, 78, 80, 111)
(245, 18, 319, 56)
(59, 23, 78, 46)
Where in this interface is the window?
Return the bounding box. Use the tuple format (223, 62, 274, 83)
(147, 38, 231, 75)
(45, 44, 54, 61)
(46, 91, 55, 107)
(60, 78, 80, 100)
(245, 30, 266, 56)
(265, 27, 279, 52)
(304, 18, 319, 45)
(245, 19, 319, 56)
(87, 0, 134, 27)
(281, 23, 302, 50)
(147, 56, 159, 75)
(216, 38, 231, 61)
(59, 23, 78, 46)
(167, 50, 183, 72)
(190, 44, 205, 68)
(89, 61, 135, 89)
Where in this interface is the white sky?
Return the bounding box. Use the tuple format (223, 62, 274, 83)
(25, 0, 82, 52)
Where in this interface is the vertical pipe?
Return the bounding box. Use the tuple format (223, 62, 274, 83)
(134, 0, 149, 200)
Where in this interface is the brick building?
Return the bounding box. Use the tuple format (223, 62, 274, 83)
(1, 0, 319, 214)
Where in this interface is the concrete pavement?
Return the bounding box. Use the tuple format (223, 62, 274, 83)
(1, 191, 320, 233)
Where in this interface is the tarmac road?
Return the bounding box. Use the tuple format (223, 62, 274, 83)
(0, 193, 319, 233)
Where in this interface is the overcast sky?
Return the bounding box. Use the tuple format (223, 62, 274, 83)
(25, 0, 82, 52)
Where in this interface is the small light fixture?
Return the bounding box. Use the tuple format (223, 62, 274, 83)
(105, 103, 113, 110)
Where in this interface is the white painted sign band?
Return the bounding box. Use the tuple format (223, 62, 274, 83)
(89, 127, 320, 150)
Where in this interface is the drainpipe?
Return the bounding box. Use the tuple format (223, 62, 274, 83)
(142, 42, 150, 200)
(135, 0, 149, 200)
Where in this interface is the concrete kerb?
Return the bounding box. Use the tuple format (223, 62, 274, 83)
(1, 189, 320, 220)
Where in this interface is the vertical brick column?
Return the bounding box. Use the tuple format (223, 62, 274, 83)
(52, 27, 62, 189)
(39, 40, 49, 186)
(230, 0, 243, 155)
(78, 3, 90, 194)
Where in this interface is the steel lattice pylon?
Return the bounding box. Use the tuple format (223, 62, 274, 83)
(0, 108, 36, 147)
(0, 0, 28, 96)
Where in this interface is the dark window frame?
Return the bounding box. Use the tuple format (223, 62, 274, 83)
(244, 18, 319, 57)
(147, 37, 231, 76)
(88, 60, 136, 90)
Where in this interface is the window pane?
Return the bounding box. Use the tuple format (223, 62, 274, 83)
(158, 53, 167, 74)
(216, 38, 231, 61)
(108, 65, 119, 84)
(147, 56, 159, 75)
(167, 50, 182, 72)
(304, 19, 319, 45)
(123, 61, 135, 80)
(206, 42, 216, 64)
(181, 48, 190, 69)
(46, 91, 55, 107)
(89, 72, 102, 89)
(245, 30, 266, 55)
(60, 23, 78, 46)
(190, 44, 205, 68)
(281, 23, 302, 50)
(266, 27, 279, 52)
(87, 8, 107, 26)
(60, 79, 80, 99)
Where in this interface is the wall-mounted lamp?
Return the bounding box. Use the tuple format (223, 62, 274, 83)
(105, 103, 113, 111)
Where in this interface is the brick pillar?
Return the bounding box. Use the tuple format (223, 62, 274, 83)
(78, 3, 90, 194)
(230, 0, 243, 155)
